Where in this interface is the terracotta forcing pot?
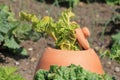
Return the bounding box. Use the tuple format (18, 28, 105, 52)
(36, 47, 104, 74)
(36, 27, 104, 74)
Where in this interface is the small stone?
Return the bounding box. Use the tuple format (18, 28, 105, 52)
(98, 42, 103, 47)
(107, 61, 111, 65)
(114, 67, 120, 72)
(15, 61, 20, 66)
(26, 62, 29, 65)
(79, 2, 84, 7)
(28, 48, 33, 51)
(45, 10, 48, 13)
(94, 46, 100, 51)
(96, 14, 100, 18)
(30, 57, 37, 62)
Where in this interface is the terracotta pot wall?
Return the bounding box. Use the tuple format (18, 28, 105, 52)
(36, 47, 104, 74)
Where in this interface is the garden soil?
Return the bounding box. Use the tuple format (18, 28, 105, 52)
(0, 0, 120, 80)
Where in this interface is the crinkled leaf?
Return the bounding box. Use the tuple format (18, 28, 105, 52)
(105, 0, 120, 5)
(35, 64, 113, 80)
(0, 4, 28, 55)
(0, 33, 4, 42)
(110, 41, 120, 63)
(112, 32, 120, 42)
(3, 36, 27, 55)
(35, 69, 48, 80)
(4, 37, 20, 49)
(16, 48, 28, 56)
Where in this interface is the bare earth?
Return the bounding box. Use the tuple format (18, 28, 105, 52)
(0, 0, 120, 80)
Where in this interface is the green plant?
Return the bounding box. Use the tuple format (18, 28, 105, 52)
(101, 14, 120, 63)
(20, 9, 82, 50)
(110, 40, 120, 63)
(0, 66, 25, 80)
(105, 0, 120, 5)
(100, 14, 120, 40)
(55, 0, 79, 7)
(103, 32, 120, 63)
(38, 0, 79, 8)
(12, 21, 42, 42)
(0, 4, 28, 55)
(34, 64, 113, 80)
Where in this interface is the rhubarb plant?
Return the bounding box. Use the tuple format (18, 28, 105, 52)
(20, 9, 81, 50)
(0, 4, 28, 55)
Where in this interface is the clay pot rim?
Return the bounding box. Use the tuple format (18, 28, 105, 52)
(46, 47, 94, 53)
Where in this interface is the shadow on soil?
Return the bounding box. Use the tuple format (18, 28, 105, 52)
(0, 49, 28, 62)
(115, 8, 120, 13)
(36, 0, 106, 8)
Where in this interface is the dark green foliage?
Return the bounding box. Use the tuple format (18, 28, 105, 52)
(55, 0, 79, 7)
(37, 0, 79, 8)
(105, 0, 120, 5)
(35, 64, 113, 80)
(110, 32, 120, 63)
(102, 33, 120, 63)
(101, 14, 120, 63)
(0, 4, 28, 55)
(13, 22, 42, 42)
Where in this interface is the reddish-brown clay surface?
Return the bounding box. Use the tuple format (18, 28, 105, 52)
(82, 27, 91, 38)
(36, 47, 104, 74)
(75, 28, 90, 49)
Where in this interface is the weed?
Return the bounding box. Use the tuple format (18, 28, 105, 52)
(37, 0, 79, 8)
(0, 66, 25, 80)
(101, 14, 120, 63)
(105, 0, 120, 5)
